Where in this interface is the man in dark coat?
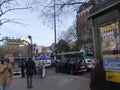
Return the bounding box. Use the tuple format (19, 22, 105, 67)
(25, 57, 36, 88)
(90, 59, 107, 90)
(21, 59, 26, 78)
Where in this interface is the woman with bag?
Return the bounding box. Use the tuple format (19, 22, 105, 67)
(0, 58, 13, 90)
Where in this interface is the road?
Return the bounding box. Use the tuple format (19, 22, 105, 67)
(10, 67, 90, 90)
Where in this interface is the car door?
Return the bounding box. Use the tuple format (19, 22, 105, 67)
(67, 58, 74, 71)
(60, 58, 68, 71)
(64, 58, 70, 72)
(78, 58, 87, 70)
(67, 58, 79, 74)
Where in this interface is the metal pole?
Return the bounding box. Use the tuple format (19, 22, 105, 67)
(54, 0, 57, 61)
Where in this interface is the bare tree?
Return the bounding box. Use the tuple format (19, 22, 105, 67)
(59, 21, 77, 43)
(41, 0, 90, 16)
(31, 0, 91, 26)
(0, 0, 33, 26)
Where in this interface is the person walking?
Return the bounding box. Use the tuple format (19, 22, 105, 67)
(90, 58, 107, 90)
(25, 57, 36, 89)
(0, 58, 13, 90)
(21, 59, 26, 78)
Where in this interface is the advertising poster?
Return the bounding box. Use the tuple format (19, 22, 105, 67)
(100, 22, 120, 83)
(100, 22, 120, 51)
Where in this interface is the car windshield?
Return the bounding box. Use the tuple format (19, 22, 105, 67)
(60, 58, 69, 63)
(84, 52, 93, 59)
(68, 58, 79, 64)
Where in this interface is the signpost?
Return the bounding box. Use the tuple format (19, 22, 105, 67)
(5, 39, 25, 45)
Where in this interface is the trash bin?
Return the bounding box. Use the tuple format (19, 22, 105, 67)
(38, 66, 42, 77)
(37, 61, 46, 78)
(41, 65, 45, 78)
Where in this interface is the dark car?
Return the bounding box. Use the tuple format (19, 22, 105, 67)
(55, 57, 87, 75)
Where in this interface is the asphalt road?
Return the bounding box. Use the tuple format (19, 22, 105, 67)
(9, 67, 90, 90)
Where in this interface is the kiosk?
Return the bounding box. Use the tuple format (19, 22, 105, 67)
(89, 0, 120, 90)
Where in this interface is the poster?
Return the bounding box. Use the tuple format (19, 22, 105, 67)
(100, 22, 120, 51)
(100, 22, 120, 83)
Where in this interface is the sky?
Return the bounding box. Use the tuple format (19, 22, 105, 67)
(0, 1, 76, 47)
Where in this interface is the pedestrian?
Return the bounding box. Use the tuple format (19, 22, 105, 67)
(90, 58, 107, 90)
(25, 57, 36, 88)
(21, 59, 26, 78)
(0, 58, 13, 90)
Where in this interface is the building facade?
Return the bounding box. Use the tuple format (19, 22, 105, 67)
(76, 0, 102, 51)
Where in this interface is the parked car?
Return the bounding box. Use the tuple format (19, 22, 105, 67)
(82, 52, 94, 71)
(55, 58, 87, 75)
(84, 58, 94, 71)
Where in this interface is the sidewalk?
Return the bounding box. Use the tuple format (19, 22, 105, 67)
(9, 75, 90, 90)
(9, 68, 90, 90)
(9, 76, 45, 90)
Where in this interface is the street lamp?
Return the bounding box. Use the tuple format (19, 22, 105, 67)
(28, 35, 33, 57)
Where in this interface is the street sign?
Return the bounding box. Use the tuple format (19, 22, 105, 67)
(5, 39, 25, 45)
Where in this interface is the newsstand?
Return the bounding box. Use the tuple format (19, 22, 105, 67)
(88, 0, 120, 90)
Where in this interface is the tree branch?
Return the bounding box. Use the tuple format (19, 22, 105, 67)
(0, 0, 13, 7)
(0, 7, 31, 17)
(0, 18, 26, 26)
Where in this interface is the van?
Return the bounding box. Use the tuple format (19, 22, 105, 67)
(55, 57, 87, 75)
(81, 51, 94, 71)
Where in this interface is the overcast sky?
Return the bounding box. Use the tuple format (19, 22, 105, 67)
(0, 1, 76, 47)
